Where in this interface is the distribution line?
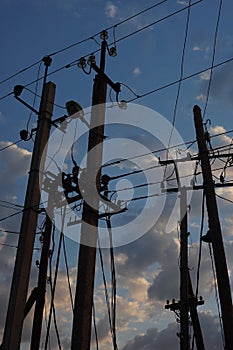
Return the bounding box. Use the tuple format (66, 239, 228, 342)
(203, 0, 223, 119)
(0, 0, 205, 103)
(103, 128, 233, 170)
(167, 0, 192, 151)
(0, 140, 22, 152)
(0, 242, 41, 250)
(0, 60, 42, 85)
(0, 199, 48, 222)
(127, 55, 233, 103)
(0, 0, 170, 86)
(216, 193, 233, 204)
(0, 199, 23, 208)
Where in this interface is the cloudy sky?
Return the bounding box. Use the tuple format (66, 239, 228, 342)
(1, 0, 233, 349)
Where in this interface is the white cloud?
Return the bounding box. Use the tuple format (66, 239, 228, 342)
(193, 45, 201, 51)
(105, 1, 118, 19)
(196, 94, 206, 102)
(133, 67, 142, 76)
(177, 0, 188, 5)
(199, 69, 211, 81)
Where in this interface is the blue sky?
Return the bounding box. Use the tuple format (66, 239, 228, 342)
(1, 0, 233, 349)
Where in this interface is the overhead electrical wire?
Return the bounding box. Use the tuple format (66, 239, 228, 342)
(44, 209, 66, 350)
(0, 0, 171, 87)
(0, 140, 22, 152)
(0, 210, 24, 222)
(0, 59, 42, 85)
(102, 139, 196, 168)
(163, 0, 191, 184)
(62, 235, 74, 310)
(26, 61, 43, 132)
(106, 216, 118, 350)
(166, 0, 192, 152)
(0, 241, 41, 250)
(0, 0, 205, 103)
(0, 199, 23, 208)
(1, 43, 233, 110)
(97, 235, 115, 345)
(127, 55, 233, 104)
(216, 193, 233, 205)
(0, 242, 18, 249)
(92, 301, 100, 350)
(208, 243, 225, 348)
(203, 0, 223, 119)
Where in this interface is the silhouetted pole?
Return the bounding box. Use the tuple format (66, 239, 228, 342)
(193, 105, 233, 350)
(1, 79, 55, 350)
(180, 187, 190, 350)
(71, 39, 107, 350)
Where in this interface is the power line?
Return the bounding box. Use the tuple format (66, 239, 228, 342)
(0, 0, 205, 103)
(0, 199, 23, 208)
(0, 230, 20, 235)
(0, 60, 42, 85)
(0, 242, 18, 248)
(203, 0, 223, 119)
(164, 0, 192, 184)
(166, 0, 192, 151)
(127, 55, 233, 103)
(2, 26, 232, 112)
(0, 210, 24, 222)
(103, 128, 233, 171)
(26, 61, 43, 131)
(0, 242, 40, 250)
(0, 140, 22, 152)
(92, 302, 99, 350)
(105, 0, 205, 54)
(102, 139, 196, 168)
(0, 199, 48, 223)
(216, 193, 233, 205)
(208, 243, 225, 348)
(97, 235, 114, 344)
(62, 235, 74, 310)
(0, 0, 169, 87)
(44, 209, 66, 350)
(106, 216, 118, 350)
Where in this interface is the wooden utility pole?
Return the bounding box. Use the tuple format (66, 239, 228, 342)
(180, 187, 205, 349)
(162, 161, 205, 350)
(71, 38, 107, 350)
(180, 187, 190, 350)
(193, 105, 233, 350)
(1, 73, 55, 348)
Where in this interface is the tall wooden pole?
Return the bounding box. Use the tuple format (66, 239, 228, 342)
(71, 39, 107, 350)
(1, 77, 55, 349)
(193, 105, 233, 350)
(180, 187, 190, 350)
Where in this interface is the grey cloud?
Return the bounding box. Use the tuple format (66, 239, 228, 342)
(122, 312, 222, 350)
(122, 323, 179, 350)
(198, 62, 233, 106)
